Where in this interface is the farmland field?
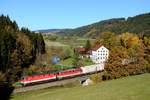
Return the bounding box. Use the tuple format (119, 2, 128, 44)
(45, 41, 68, 47)
(12, 73, 150, 100)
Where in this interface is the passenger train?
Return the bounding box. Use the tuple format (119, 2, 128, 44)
(19, 64, 104, 86)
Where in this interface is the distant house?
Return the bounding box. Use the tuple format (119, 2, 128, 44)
(74, 45, 109, 63)
(122, 58, 137, 65)
(74, 46, 86, 58)
(74, 46, 86, 54)
(90, 45, 109, 64)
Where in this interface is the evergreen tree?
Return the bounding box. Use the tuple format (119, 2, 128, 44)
(72, 52, 80, 67)
(85, 39, 91, 51)
(0, 14, 46, 100)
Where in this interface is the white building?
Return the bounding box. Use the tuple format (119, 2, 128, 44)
(90, 45, 109, 64)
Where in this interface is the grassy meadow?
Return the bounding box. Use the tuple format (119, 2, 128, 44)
(12, 73, 150, 100)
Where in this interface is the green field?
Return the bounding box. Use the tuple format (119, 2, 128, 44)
(12, 73, 150, 100)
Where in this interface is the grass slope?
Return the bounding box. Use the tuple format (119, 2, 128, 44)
(12, 73, 150, 100)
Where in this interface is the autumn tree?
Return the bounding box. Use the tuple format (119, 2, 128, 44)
(120, 32, 140, 49)
(100, 32, 117, 49)
(102, 32, 148, 80)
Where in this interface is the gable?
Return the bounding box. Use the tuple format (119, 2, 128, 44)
(96, 46, 108, 52)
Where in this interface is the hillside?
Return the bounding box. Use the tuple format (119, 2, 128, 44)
(12, 73, 150, 100)
(36, 29, 71, 34)
(57, 13, 150, 38)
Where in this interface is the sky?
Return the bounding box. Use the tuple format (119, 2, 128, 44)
(0, 0, 150, 30)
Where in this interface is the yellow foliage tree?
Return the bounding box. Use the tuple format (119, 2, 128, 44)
(120, 32, 140, 48)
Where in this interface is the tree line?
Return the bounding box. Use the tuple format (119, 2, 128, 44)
(0, 15, 45, 99)
(93, 32, 150, 80)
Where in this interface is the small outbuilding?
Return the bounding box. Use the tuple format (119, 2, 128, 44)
(78, 76, 93, 86)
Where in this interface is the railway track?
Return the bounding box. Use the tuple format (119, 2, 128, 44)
(13, 76, 86, 93)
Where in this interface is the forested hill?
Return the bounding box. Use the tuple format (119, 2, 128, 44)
(57, 13, 150, 38)
(36, 29, 65, 33)
(0, 15, 45, 82)
(0, 15, 46, 99)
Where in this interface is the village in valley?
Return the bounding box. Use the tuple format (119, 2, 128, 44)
(17, 36, 110, 86)
(0, 1, 150, 100)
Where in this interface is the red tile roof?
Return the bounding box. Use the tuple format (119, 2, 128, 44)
(74, 45, 103, 54)
(75, 47, 86, 54)
(92, 45, 102, 51)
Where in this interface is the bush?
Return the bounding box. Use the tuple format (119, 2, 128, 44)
(102, 71, 111, 80)
(90, 73, 102, 83)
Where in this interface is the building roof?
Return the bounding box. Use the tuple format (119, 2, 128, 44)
(74, 47, 86, 54)
(75, 45, 105, 54)
(92, 45, 102, 51)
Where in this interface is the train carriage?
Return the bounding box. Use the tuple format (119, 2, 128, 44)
(80, 63, 104, 74)
(20, 73, 56, 86)
(19, 64, 105, 86)
(56, 68, 82, 79)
